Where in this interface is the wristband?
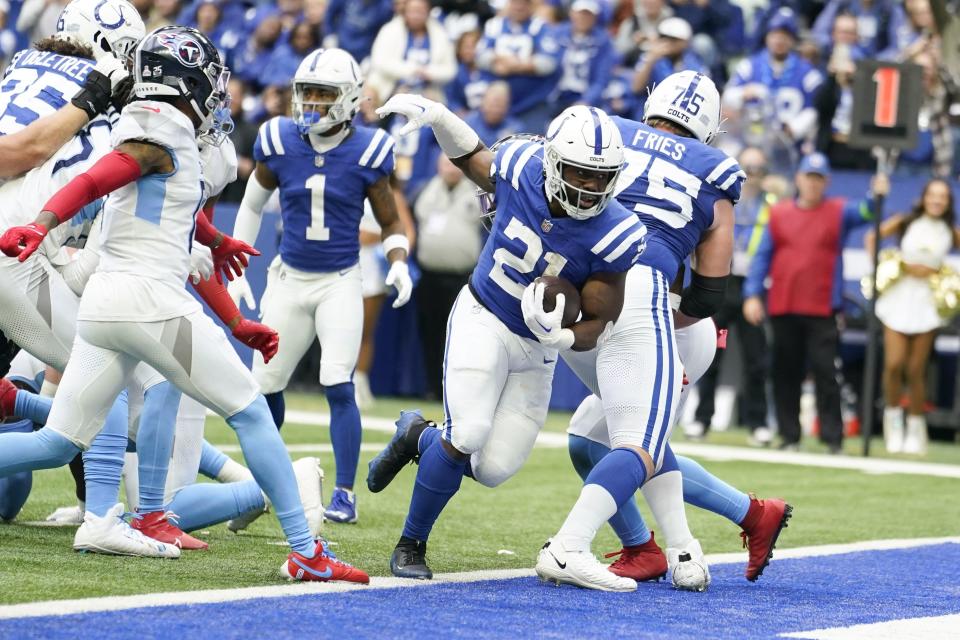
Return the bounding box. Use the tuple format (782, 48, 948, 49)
(382, 234, 409, 257)
(433, 106, 481, 159)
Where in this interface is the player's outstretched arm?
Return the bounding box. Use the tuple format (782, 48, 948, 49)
(227, 162, 277, 309)
(675, 199, 734, 329)
(0, 56, 131, 178)
(0, 141, 170, 261)
(191, 276, 279, 363)
(376, 93, 495, 192)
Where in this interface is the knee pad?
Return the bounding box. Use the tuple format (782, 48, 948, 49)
(471, 453, 522, 488)
(319, 365, 353, 389)
(447, 421, 491, 457)
(324, 382, 356, 408)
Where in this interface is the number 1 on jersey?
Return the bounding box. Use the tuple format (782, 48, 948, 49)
(305, 174, 330, 241)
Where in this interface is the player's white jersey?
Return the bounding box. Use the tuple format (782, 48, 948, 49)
(79, 100, 204, 323)
(199, 136, 238, 199)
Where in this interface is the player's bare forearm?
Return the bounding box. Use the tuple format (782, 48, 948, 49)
(451, 144, 494, 193)
(570, 271, 626, 351)
(368, 176, 407, 261)
(0, 105, 89, 178)
(694, 200, 734, 277)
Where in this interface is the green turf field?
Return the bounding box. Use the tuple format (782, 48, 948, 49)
(1, 392, 958, 605)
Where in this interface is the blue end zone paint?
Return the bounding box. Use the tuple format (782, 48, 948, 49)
(4, 544, 960, 639)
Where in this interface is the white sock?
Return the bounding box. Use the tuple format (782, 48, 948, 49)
(122, 451, 139, 511)
(555, 484, 618, 552)
(217, 457, 254, 484)
(641, 470, 694, 549)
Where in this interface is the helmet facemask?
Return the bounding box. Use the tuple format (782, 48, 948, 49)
(292, 81, 353, 134)
(544, 149, 622, 220)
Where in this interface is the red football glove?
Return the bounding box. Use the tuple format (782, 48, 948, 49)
(1, 377, 18, 420)
(232, 318, 279, 364)
(211, 235, 259, 284)
(0, 223, 48, 261)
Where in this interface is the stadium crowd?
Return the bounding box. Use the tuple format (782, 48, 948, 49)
(3, 0, 957, 456)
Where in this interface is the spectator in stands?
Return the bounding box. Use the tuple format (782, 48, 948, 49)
(742, 153, 890, 453)
(222, 78, 258, 204)
(464, 81, 520, 146)
(16, 0, 69, 45)
(367, 0, 457, 102)
(723, 8, 823, 171)
(144, 0, 182, 33)
(259, 21, 321, 89)
(893, 0, 938, 58)
(278, 0, 306, 31)
(867, 179, 957, 456)
(630, 17, 706, 118)
(668, 0, 732, 69)
(231, 8, 284, 91)
(614, 0, 674, 67)
(897, 49, 953, 177)
(324, 0, 394, 64)
(447, 29, 486, 114)
(811, 0, 906, 58)
(814, 16, 875, 171)
(476, 0, 562, 134)
(551, 0, 618, 114)
(304, 0, 326, 31)
(414, 155, 484, 401)
(688, 147, 775, 446)
(0, 1, 17, 72)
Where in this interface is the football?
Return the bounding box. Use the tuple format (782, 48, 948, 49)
(536, 275, 581, 328)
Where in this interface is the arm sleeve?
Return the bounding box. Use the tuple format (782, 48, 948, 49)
(841, 197, 875, 233)
(191, 275, 242, 327)
(743, 226, 774, 298)
(233, 171, 274, 246)
(42, 151, 142, 223)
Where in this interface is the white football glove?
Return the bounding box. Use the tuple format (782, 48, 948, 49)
(189, 241, 213, 284)
(385, 260, 413, 308)
(228, 275, 256, 311)
(375, 94, 444, 137)
(520, 282, 575, 350)
(92, 55, 129, 92)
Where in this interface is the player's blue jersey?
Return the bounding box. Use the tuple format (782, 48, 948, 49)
(0, 48, 93, 135)
(611, 116, 745, 283)
(471, 138, 647, 340)
(253, 117, 395, 272)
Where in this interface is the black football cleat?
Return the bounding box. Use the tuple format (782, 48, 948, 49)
(367, 410, 432, 493)
(390, 537, 433, 579)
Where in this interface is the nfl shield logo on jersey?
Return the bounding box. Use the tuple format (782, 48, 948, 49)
(541, 219, 553, 233)
(314, 156, 325, 168)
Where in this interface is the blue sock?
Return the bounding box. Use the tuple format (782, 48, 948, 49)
(14, 390, 53, 424)
(677, 454, 751, 524)
(402, 438, 466, 541)
(198, 440, 229, 479)
(0, 428, 80, 475)
(136, 382, 182, 513)
(568, 435, 651, 546)
(0, 419, 35, 520)
(658, 443, 679, 475)
(326, 382, 361, 488)
(418, 426, 441, 454)
(584, 448, 648, 508)
(227, 395, 314, 557)
(82, 391, 129, 517)
(264, 391, 285, 429)
(166, 480, 265, 532)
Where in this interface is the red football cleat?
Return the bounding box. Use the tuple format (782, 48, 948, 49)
(0, 378, 18, 420)
(739, 495, 792, 581)
(132, 511, 209, 550)
(604, 531, 668, 581)
(282, 540, 370, 584)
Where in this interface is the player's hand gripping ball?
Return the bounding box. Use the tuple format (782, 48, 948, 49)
(535, 276, 581, 328)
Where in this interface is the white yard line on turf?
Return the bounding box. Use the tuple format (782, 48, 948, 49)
(1, 537, 957, 620)
(245, 410, 960, 479)
(780, 613, 960, 640)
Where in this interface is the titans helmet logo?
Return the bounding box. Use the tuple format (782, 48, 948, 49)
(156, 32, 205, 68)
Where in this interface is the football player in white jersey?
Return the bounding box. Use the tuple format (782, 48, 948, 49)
(225, 48, 413, 525)
(0, 26, 368, 582)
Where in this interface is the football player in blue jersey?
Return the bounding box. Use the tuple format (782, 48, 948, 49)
(547, 71, 791, 591)
(367, 94, 647, 581)
(226, 48, 413, 525)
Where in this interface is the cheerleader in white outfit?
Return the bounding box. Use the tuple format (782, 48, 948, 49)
(868, 179, 958, 455)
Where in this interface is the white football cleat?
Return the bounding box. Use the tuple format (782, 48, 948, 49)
(293, 457, 325, 537)
(73, 503, 180, 558)
(668, 539, 710, 591)
(46, 504, 84, 526)
(226, 502, 269, 534)
(535, 539, 637, 592)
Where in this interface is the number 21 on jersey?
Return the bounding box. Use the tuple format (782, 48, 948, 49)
(489, 217, 567, 298)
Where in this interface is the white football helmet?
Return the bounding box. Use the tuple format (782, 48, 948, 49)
(643, 70, 721, 144)
(292, 48, 363, 134)
(56, 0, 146, 61)
(543, 105, 624, 220)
